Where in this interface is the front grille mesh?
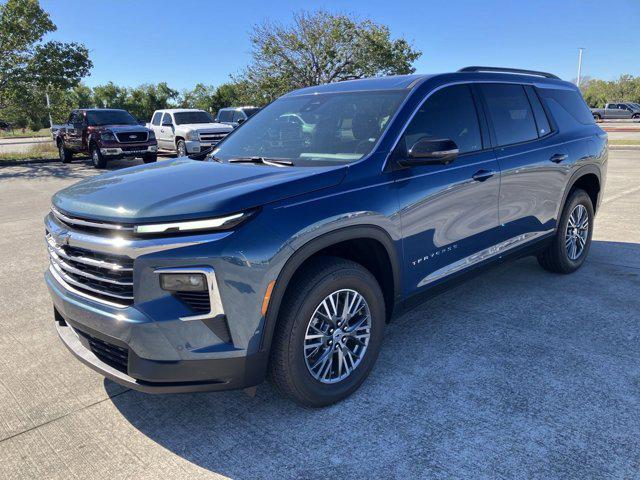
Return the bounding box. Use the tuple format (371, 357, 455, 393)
(199, 132, 228, 144)
(115, 131, 148, 143)
(46, 233, 134, 306)
(76, 329, 129, 373)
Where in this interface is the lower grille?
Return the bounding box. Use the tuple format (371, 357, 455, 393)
(76, 329, 129, 373)
(46, 233, 134, 307)
(175, 291, 210, 313)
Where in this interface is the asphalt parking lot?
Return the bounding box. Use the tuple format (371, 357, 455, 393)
(1, 152, 639, 479)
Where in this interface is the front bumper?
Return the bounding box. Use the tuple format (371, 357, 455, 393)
(185, 140, 211, 154)
(100, 143, 158, 158)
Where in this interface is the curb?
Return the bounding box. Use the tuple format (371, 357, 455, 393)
(0, 157, 59, 167)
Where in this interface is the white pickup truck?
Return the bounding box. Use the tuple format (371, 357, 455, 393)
(147, 108, 233, 156)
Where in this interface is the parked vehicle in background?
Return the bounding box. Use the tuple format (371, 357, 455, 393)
(591, 103, 640, 121)
(0, 120, 11, 131)
(50, 124, 63, 140)
(148, 109, 233, 156)
(215, 106, 261, 127)
(55, 109, 158, 168)
(46, 67, 607, 407)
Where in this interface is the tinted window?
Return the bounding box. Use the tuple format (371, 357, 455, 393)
(174, 111, 213, 125)
(403, 84, 482, 154)
(481, 84, 537, 146)
(218, 110, 233, 122)
(151, 112, 162, 126)
(243, 108, 260, 117)
(162, 113, 173, 125)
(539, 88, 595, 125)
(525, 86, 552, 137)
(232, 111, 245, 122)
(86, 110, 137, 126)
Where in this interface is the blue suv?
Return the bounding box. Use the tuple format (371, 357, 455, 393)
(46, 67, 607, 406)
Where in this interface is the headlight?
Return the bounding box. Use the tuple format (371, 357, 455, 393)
(100, 131, 116, 141)
(148, 130, 155, 140)
(160, 272, 207, 292)
(133, 211, 254, 234)
(186, 130, 199, 141)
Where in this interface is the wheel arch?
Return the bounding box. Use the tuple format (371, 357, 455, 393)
(561, 166, 602, 215)
(260, 225, 402, 353)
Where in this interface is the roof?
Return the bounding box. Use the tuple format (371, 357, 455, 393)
(284, 68, 570, 97)
(155, 108, 208, 113)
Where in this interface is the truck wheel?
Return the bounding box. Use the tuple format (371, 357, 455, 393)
(537, 189, 594, 274)
(143, 153, 157, 164)
(90, 143, 107, 169)
(176, 140, 187, 157)
(269, 256, 385, 407)
(58, 141, 73, 163)
(592, 113, 601, 121)
(633, 114, 640, 121)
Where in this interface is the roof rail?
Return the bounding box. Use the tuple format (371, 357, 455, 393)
(457, 66, 560, 80)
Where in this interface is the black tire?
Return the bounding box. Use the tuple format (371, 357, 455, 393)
(592, 114, 601, 121)
(269, 256, 385, 407)
(58, 140, 73, 163)
(176, 139, 187, 157)
(537, 189, 594, 274)
(633, 114, 640, 120)
(90, 143, 107, 169)
(143, 152, 157, 163)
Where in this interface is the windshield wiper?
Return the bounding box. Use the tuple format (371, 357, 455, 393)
(228, 156, 294, 167)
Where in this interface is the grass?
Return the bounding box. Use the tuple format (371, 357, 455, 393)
(0, 127, 51, 139)
(609, 139, 640, 146)
(0, 141, 58, 162)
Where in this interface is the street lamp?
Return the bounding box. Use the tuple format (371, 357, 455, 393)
(577, 48, 585, 87)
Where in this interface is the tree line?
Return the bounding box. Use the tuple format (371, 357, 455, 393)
(580, 75, 640, 108)
(1, 1, 422, 131)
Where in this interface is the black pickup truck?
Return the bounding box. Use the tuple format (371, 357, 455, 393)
(55, 109, 158, 168)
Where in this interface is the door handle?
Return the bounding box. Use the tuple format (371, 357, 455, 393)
(549, 153, 568, 163)
(472, 169, 496, 182)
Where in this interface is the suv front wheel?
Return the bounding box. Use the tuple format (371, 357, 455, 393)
(270, 257, 385, 407)
(538, 188, 594, 273)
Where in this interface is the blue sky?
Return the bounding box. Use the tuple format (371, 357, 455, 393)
(40, 0, 640, 91)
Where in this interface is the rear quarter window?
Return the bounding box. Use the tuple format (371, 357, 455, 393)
(538, 88, 595, 126)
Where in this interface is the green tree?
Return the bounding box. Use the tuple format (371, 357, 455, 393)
(237, 11, 422, 102)
(93, 82, 129, 109)
(181, 83, 216, 112)
(128, 82, 179, 121)
(0, 0, 92, 107)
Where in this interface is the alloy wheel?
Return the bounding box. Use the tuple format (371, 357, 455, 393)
(92, 147, 99, 166)
(304, 289, 371, 384)
(565, 204, 589, 260)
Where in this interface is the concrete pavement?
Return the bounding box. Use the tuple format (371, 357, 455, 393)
(0, 153, 639, 479)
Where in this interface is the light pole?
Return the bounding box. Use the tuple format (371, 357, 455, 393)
(577, 47, 585, 87)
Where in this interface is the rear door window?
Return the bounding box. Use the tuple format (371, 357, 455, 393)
(162, 113, 173, 125)
(404, 84, 482, 154)
(232, 111, 245, 123)
(524, 86, 552, 137)
(480, 84, 538, 146)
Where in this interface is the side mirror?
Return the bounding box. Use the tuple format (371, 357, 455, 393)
(236, 117, 245, 125)
(399, 137, 459, 166)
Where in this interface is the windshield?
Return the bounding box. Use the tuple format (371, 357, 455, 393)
(174, 111, 213, 125)
(86, 110, 137, 126)
(211, 90, 408, 165)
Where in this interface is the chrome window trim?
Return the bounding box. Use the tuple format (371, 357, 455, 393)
(154, 267, 225, 322)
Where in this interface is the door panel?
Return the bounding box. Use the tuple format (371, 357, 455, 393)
(397, 152, 501, 294)
(395, 84, 501, 297)
(158, 113, 175, 150)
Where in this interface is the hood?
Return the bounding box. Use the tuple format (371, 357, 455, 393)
(93, 124, 151, 133)
(178, 122, 233, 133)
(52, 159, 346, 223)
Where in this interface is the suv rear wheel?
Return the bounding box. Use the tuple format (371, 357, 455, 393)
(90, 143, 107, 169)
(269, 257, 385, 407)
(537, 188, 594, 273)
(58, 141, 72, 163)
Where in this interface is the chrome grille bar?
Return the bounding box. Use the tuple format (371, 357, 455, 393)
(48, 249, 133, 286)
(51, 206, 134, 232)
(50, 262, 134, 301)
(46, 234, 132, 272)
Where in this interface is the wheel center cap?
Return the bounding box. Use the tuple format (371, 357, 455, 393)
(333, 329, 344, 341)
